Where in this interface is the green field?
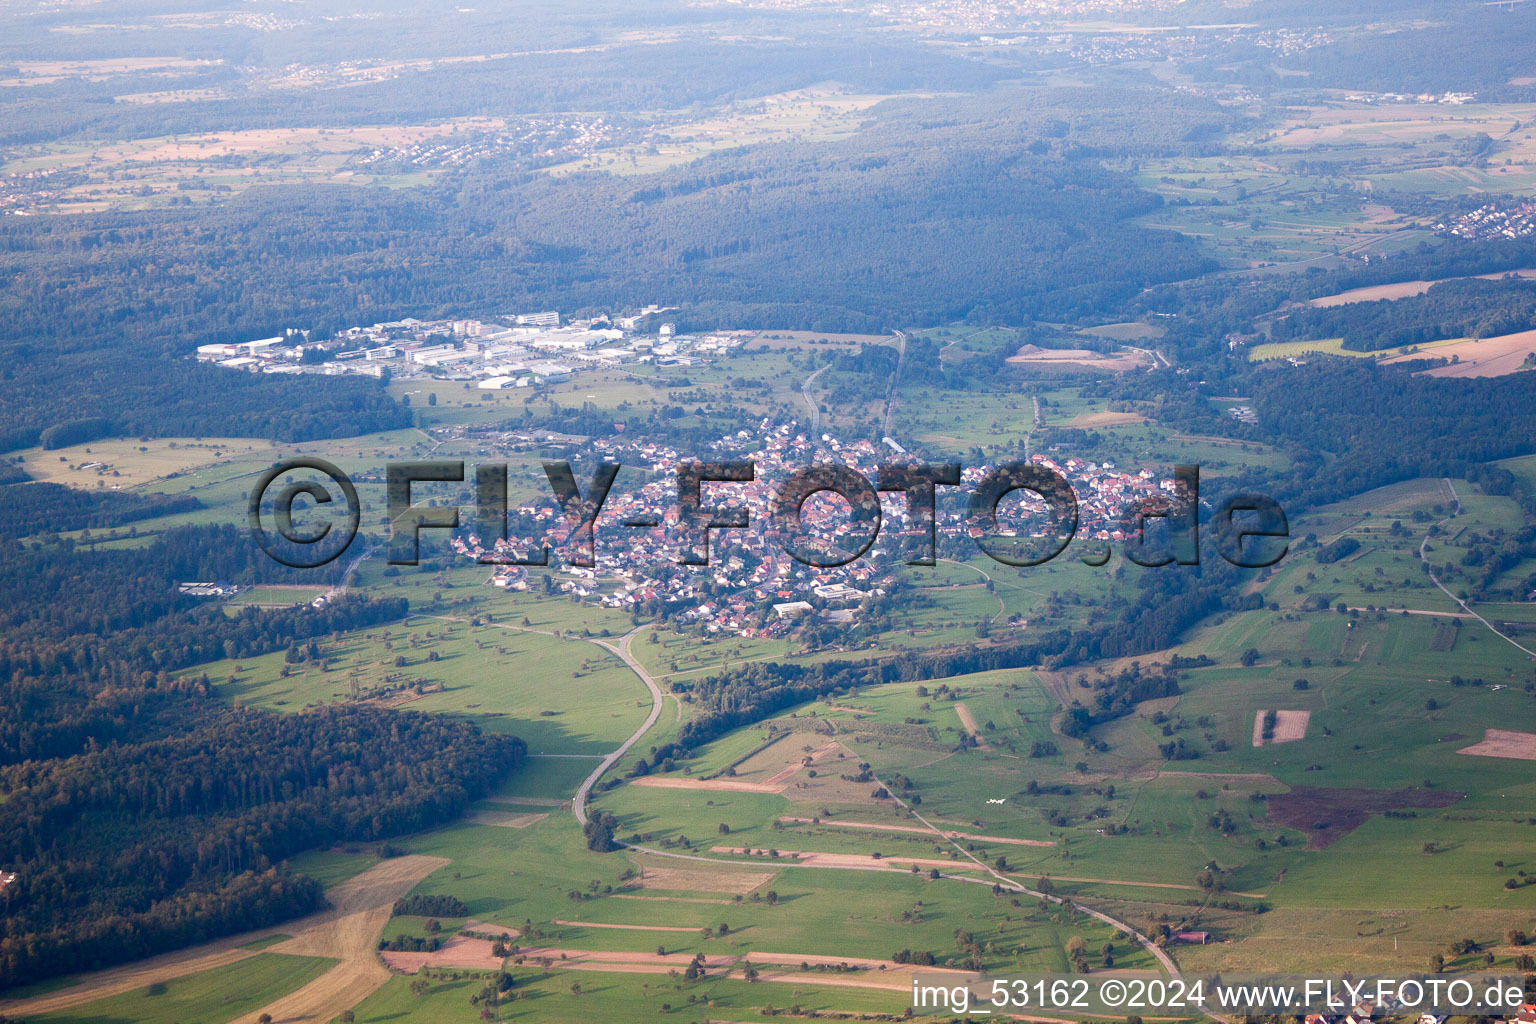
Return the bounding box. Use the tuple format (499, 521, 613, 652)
(206, 614, 648, 755)
(31, 954, 335, 1024)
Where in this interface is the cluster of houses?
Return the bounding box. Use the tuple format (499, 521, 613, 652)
(1307, 1000, 1535, 1024)
(353, 116, 613, 171)
(446, 418, 1182, 638)
(1436, 202, 1536, 242)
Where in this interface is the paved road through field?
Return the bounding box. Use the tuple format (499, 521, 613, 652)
(574, 627, 664, 826)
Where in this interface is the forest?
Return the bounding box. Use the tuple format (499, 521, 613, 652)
(0, 481, 200, 540)
(0, 93, 1214, 452)
(0, 524, 526, 989)
(1274, 278, 1536, 352)
(0, 355, 411, 454)
(1247, 362, 1536, 509)
(0, 706, 522, 988)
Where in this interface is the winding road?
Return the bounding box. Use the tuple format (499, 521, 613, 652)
(881, 329, 907, 437)
(551, 622, 1215, 1014)
(801, 363, 830, 433)
(573, 627, 665, 826)
(1419, 479, 1536, 659)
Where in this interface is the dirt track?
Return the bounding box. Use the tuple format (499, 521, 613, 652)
(954, 702, 993, 750)
(386, 938, 975, 993)
(711, 846, 984, 872)
(778, 817, 1052, 846)
(229, 854, 450, 1024)
(2, 855, 448, 1022)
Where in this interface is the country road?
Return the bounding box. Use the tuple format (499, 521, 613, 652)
(16, 606, 1205, 1024)
(801, 363, 829, 432)
(538, 611, 1201, 1013)
(574, 627, 664, 826)
(882, 328, 906, 437)
(1420, 479, 1536, 659)
(413, 614, 665, 826)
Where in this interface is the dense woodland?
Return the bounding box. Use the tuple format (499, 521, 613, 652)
(0, 356, 411, 454)
(0, 707, 521, 987)
(0, 93, 1216, 452)
(0, 523, 525, 989)
(0, 481, 200, 540)
(1246, 363, 1536, 509)
(1275, 278, 1536, 352)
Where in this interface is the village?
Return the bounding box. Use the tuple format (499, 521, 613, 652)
(1437, 201, 1536, 242)
(447, 417, 1182, 641)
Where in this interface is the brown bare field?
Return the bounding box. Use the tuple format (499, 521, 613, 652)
(1253, 709, 1310, 746)
(779, 817, 1052, 846)
(703, 736, 876, 806)
(630, 863, 775, 895)
(954, 702, 992, 751)
(231, 854, 451, 1024)
(1270, 710, 1310, 743)
(1309, 269, 1536, 307)
(1068, 411, 1150, 428)
(1006, 344, 1150, 371)
(762, 739, 844, 786)
(1309, 280, 1440, 306)
(382, 933, 503, 974)
(1383, 329, 1536, 377)
(629, 775, 784, 794)
(3, 855, 446, 1020)
(1457, 728, 1536, 761)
